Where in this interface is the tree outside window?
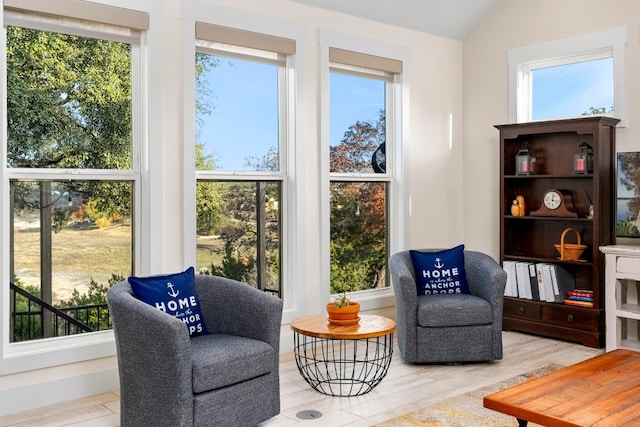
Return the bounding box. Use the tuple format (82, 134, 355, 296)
(329, 71, 390, 295)
(194, 47, 284, 297)
(6, 24, 136, 341)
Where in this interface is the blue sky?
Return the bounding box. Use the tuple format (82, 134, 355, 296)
(197, 58, 279, 171)
(532, 57, 613, 120)
(197, 58, 384, 171)
(329, 72, 385, 147)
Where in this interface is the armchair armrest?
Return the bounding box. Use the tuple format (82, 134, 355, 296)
(389, 252, 418, 314)
(389, 251, 419, 361)
(464, 250, 507, 312)
(107, 282, 194, 424)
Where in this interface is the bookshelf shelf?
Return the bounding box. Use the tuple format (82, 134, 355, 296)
(503, 216, 593, 222)
(504, 174, 594, 179)
(620, 339, 640, 352)
(504, 255, 594, 267)
(498, 116, 619, 348)
(618, 306, 640, 319)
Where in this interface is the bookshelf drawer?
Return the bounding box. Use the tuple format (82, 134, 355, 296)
(504, 299, 541, 320)
(617, 257, 640, 275)
(543, 305, 598, 331)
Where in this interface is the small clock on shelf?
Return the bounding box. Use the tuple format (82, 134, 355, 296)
(529, 189, 578, 217)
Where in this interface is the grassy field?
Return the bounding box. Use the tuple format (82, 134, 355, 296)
(196, 234, 223, 273)
(13, 214, 133, 303)
(13, 213, 222, 304)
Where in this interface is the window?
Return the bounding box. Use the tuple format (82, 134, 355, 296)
(328, 47, 401, 296)
(194, 23, 294, 297)
(509, 27, 626, 125)
(4, 6, 145, 343)
(531, 56, 613, 120)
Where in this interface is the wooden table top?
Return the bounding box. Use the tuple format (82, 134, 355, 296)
(483, 349, 640, 427)
(290, 314, 396, 339)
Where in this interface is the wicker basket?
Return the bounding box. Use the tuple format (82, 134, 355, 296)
(554, 228, 587, 261)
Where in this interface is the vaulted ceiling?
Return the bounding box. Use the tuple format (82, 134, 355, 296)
(289, 0, 500, 40)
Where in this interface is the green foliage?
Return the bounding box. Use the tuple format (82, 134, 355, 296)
(52, 208, 71, 233)
(58, 274, 123, 307)
(583, 106, 613, 115)
(7, 26, 133, 221)
(199, 181, 281, 294)
(57, 275, 122, 333)
(11, 281, 42, 342)
(196, 145, 225, 234)
(206, 220, 256, 283)
(8, 27, 222, 341)
(12, 275, 121, 342)
(330, 111, 385, 173)
(617, 219, 640, 237)
(199, 195, 280, 290)
(195, 53, 221, 131)
(82, 181, 132, 223)
(7, 26, 132, 168)
(330, 291, 352, 307)
(330, 240, 384, 294)
(196, 183, 224, 235)
(13, 283, 41, 312)
(329, 110, 387, 294)
(207, 253, 255, 284)
(618, 153, 640, 227)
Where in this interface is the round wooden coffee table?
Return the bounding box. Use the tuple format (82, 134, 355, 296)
(290, 314, 396, 396)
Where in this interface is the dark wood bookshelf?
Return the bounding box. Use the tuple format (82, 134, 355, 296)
(497, 116, 619, 348)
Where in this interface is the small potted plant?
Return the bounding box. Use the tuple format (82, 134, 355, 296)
(326, 291, 360, 324)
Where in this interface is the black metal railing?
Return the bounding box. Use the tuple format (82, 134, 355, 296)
(59, 303, 112, 332)
(10, 283, 111, 342)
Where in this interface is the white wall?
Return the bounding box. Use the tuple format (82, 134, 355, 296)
(463, 0, 640, 258)
(0, 0, 464, 415)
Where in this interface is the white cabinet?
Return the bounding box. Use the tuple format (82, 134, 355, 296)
(601, 245, 640, 351)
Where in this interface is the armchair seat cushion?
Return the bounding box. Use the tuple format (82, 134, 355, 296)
(191, 334, 275, 393)
(417, 293, 493, 328)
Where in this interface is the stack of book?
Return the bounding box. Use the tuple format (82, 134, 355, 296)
(502, 261, 577, 303)
(564, 289, 594, 307)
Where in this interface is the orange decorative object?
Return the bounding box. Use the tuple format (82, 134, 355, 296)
(511, 200, 521, 216)
(327, 317, 361, 326)
(516, 195, 526, 216)
(326, 302, 360, 324)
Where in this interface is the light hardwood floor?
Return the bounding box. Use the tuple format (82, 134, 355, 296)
(0, 330, 603, 427)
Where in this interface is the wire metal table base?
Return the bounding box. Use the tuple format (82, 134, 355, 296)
(293, 332, 394, 396)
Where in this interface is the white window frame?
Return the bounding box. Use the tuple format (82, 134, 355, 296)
(508, 27, 626, 126)
(0, 8, 146, 374)
(181, 2, 305, 324)
(319, 29, 408, 312)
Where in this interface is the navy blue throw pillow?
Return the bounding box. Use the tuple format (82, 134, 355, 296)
(410, 245, 469, 295)
(128, 267, 209, 336)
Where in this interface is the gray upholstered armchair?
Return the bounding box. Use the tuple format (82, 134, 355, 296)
(107, 274, 283, 427)
(389, 249, 507, 364)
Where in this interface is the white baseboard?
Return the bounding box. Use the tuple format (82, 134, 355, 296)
(0, 356, 118, 416)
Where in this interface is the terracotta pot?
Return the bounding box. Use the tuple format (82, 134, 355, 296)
(326, 301, 360, 321)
